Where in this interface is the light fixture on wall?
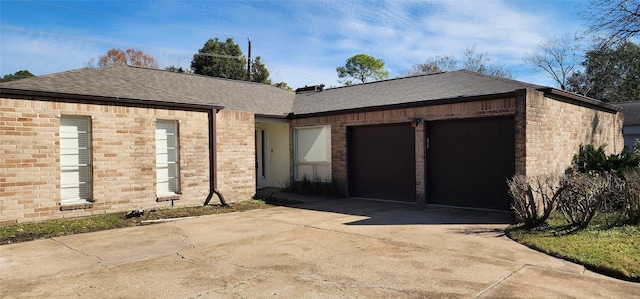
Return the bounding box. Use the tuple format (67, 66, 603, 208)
(411, 117, 422, 128)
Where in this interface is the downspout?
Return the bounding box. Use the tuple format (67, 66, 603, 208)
(614, 112, 617, 153)
(204, 108, 228, 206)
(615, 111, 620, 153)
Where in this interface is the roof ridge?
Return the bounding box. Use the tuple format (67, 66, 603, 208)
(323, 71, 450, 92)
(323, 69, 539, 92)
(121, 64, 287, 90)
(0, 66, 102, 84)
(457, 69, 550, 89)
(0, 64, 285, 92)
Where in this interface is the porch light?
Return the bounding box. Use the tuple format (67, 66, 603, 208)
(411, 117, 422, 128)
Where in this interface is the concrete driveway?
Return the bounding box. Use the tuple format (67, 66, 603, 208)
(1, 198, 638, 298)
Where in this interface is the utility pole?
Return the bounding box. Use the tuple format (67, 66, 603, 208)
(247, 37, 251, 81)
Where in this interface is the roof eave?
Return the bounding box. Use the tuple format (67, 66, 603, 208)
(0, 87, 225, 111)
(289, 88, 621, 119)
(289, 91, 517, 119)
(539, 88, 621, 113)
(255, 113, 291, 119)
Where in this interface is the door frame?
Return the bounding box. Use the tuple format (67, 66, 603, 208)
(255, 128, 268, 188)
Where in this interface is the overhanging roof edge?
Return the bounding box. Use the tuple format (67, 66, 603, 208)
(0, 87, 225, 111)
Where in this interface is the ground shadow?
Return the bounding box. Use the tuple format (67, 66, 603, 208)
(256, 189, 515, 226)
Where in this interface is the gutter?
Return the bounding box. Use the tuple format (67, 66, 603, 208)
(539, 88, 622, 113)
(288, 91, 517, 119)
(255, 113, 290, 119)
(287, 87, 621, 119)
(0, 87, 224, 111)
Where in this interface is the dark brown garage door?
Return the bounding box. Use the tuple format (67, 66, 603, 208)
(348, 123, 416, 202)
(427, 117, 515, 210)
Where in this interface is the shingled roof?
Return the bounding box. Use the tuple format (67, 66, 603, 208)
(614, 101, 640, 125)
(0, 65, 295, 117)
(1, 66, 619, 117)
(291, 70, 548, 116)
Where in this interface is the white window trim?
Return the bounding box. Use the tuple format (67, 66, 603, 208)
(293, 125, 332, 181)
(59, 115, 93, 205)
(156, 119, 180, 196)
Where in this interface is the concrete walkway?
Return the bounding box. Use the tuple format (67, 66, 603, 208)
(1, 198, 639, 298)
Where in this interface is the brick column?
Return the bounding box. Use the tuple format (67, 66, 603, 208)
(514, 89, 528, 176)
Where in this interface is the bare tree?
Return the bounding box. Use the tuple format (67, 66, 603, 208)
(584, 0, 640, 46)
(87, 48, 159, 69)
(462, 45, 514, 78)
(462, 45, 488, 73)
(524, 35, 581, 90)
(401, 55, 456, 76)
(401, 45, 513, 78)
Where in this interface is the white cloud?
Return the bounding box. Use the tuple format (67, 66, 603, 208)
(298, 0, 585, 85)
(0, 32, 99, 75)
(1, 0, 588, 89)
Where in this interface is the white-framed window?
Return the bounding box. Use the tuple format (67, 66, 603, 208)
(156, 120, 180, 195)
(59, 115, 93, 204)
(294, 125, 331, 181)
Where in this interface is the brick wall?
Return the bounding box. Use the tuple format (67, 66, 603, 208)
(215, 109, 256, 202)
(291, 98, 516, 201)
(0, 97, 210, 224)
(515, 89, 623, 176)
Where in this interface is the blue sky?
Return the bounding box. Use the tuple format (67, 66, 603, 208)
(1, 0, 589, 89)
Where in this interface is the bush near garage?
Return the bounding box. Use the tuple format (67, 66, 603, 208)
(508, 144, 640, 228)
(506, 145, 640, 282)
(282, 176, 346, 198)
(507, 173, 566, 229)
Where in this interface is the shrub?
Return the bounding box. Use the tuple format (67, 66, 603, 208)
(622, 171, 640, 225)
(508, 174, 566, 229)
(282, 177, 346, 198)
(599, 173, 627, 226)
(568, 144, 640, 175)
(569, 144, 608, 174)
(557, 172, 618, 228)
(607, 150, 640, 174)
(510, 145, 640, 229)
(560, 144, 640, 227)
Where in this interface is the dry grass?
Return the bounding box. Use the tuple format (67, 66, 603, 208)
(0, 199, 273, 245)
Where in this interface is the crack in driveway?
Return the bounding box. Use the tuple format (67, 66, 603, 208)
(51, 237, 105, 267)
(172, 227, 196, 249)
(176, 252, 197, 262)
(471, 264, 526, 298)
(172, 226, 197, 262)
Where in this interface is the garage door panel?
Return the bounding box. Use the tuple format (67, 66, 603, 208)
(427, 117, 515, 210)
(348, 123, 416, 202)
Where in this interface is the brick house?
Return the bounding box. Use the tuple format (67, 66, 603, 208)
(0, 65, 622, 223)
(0, 65, 293, 224)
(291, 71, 622, 209)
